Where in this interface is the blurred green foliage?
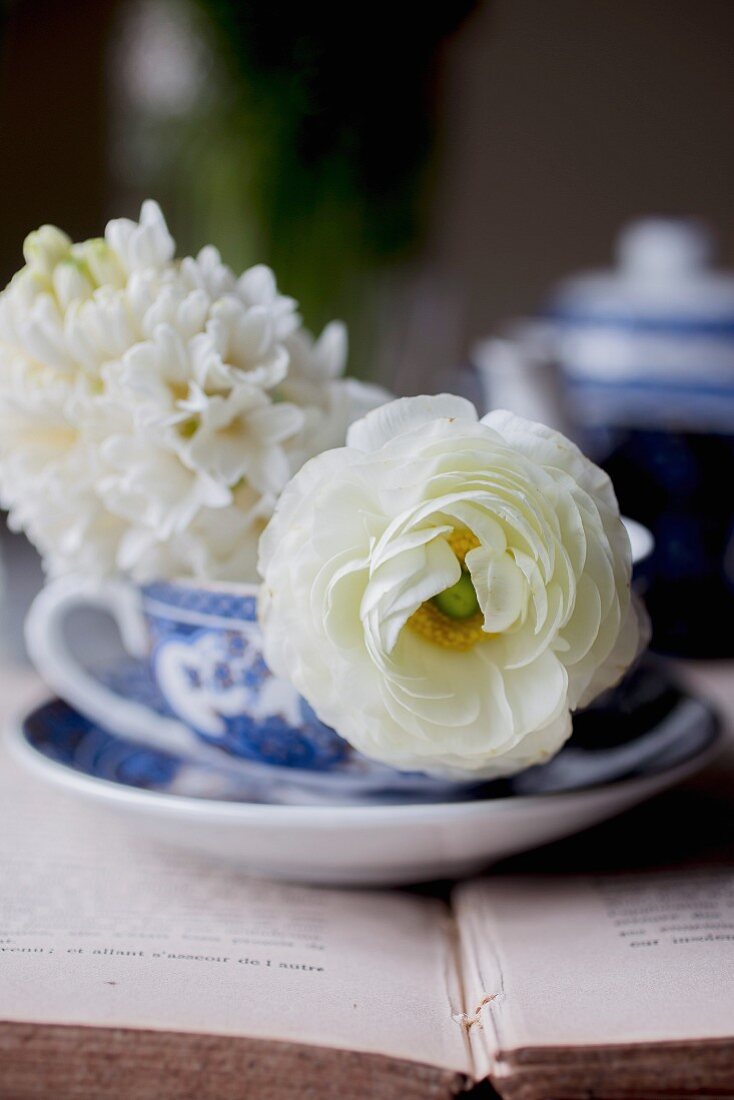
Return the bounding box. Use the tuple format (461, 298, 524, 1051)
(159, 0, 476, 374)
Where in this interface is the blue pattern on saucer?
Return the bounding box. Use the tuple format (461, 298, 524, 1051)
(22, 688, 469, 805)
(28, 696, 181, 792)
(20, 660, 720, 806)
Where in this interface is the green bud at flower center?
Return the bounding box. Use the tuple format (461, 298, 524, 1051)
(431, 570, 480, 620)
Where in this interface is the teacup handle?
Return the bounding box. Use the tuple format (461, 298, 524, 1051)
(25, 575, 196, 757)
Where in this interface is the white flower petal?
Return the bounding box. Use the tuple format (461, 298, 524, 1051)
(466, 545, 526, 634)
(346, 393, 477, 452)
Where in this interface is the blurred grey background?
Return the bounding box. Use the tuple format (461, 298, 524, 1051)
(2, 0, 733, 392)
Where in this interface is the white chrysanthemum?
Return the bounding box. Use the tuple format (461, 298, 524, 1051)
(258, 395, 648, 779)
(0, 201, 387, 580)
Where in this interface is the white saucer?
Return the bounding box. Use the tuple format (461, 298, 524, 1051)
(7, 670, 721, 885)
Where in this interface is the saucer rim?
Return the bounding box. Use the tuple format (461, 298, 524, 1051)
(6, 697, 723, 827)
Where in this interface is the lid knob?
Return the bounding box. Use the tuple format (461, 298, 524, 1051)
(616, 218, 713, 278)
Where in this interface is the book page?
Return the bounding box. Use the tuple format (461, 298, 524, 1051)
(0, 685, 469, 1075)
(454, 863, 734, 1079)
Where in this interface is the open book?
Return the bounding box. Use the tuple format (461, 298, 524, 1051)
(1, 669, 733, 1099)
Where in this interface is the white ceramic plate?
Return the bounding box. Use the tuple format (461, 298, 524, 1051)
(7, 687, 720, 886)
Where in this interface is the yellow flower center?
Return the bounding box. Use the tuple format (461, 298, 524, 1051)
(406, 529, 489, 651)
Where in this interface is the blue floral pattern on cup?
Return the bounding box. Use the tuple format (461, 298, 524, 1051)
(140, 584, 348, 769)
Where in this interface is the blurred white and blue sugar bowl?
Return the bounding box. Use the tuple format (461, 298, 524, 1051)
(546, 218, 734, 656)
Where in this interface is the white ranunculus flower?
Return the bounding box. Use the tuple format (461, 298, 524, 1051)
(0, 201, 387, 581)
(258, 395, 647, 778)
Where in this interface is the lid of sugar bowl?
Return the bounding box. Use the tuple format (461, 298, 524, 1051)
(545, 218, 734, 433)
(548, 218, 734, 330)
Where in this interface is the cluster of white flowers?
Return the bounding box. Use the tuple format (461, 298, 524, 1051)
(0, 201, 385, 581)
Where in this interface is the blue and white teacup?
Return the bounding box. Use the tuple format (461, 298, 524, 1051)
(24, 519, 652, 796)
(25, 577, 350, 775)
